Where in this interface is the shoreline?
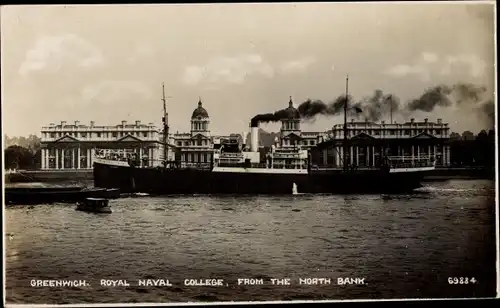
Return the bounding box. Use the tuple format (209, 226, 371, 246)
(4, 167, 494, 185)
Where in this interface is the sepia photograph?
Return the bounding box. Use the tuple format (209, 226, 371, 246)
(2, 2, 497, 305)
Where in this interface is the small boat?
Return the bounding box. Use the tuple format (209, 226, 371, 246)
(76, 198, 112, 213)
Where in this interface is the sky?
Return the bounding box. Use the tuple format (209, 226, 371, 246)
(1, 2, 496, 137)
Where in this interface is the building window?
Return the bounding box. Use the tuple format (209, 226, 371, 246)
(112, 132, 117, 138)
(310, 140, 315, 145)
(96, 132, 101, 138)
(50, 133, 56, 138)
(143, 132, 148, 137)
(81, 133, 87, 138)
(177, 142, 182, 146)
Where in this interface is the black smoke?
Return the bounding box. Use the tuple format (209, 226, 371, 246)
(350, 90, 400, 122)
(406, 83, 487, 112)
(478, 99, 494, 128)
(250, 83, 493, 127)
(251, 90, 398, 126)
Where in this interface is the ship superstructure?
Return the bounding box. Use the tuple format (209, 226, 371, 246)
(93, 79, 435, 194)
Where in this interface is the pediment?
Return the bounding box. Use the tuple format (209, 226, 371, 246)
(351, 132, 375, 140)
(54, 135, 79, 142)
(283, 132, 302, 140)
(191, 133, 210, 140)
(411, 132, 436, 139)
(117, 134, 142, 142)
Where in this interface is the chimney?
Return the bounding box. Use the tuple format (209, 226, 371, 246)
(148, 122, 154, 126)
(49, 123, 55, 126)
(122, 120, 127, 126)
(74, 120, 80, 126)
(135, 120, 141, 126)
(437, 118, 442, 124)
(424, 118, 428, 123)
(90, 121, 95, 127)
(410, 118, 415, 123)
(61, 121, 67, 126)
(250, 122, 259, 152)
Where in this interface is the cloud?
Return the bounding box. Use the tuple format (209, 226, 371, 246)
(421, 52, 438, 63)
(182, 54, 274, 85)
(384, 64, 430, 81)
(440, 54, 486, 78)
(384, 51, 486, 81)
(19, 33, 104, 75)
(127, 43, 156, 63)
(80, 80, 153, 106)
(384, 52, 438, 81)
(279, 57, 316, 73)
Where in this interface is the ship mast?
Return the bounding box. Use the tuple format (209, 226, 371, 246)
(343, 75, 349, 171)
(161, 83, 169, 167)
(390, 96, 393, 124)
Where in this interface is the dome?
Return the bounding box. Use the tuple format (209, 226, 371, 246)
(283, 96, 300, 119)
(191, 98, 209, 119)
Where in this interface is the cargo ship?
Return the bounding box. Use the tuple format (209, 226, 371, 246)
(93, 79, 435, 195)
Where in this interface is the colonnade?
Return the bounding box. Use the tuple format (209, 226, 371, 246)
(320, 144, 451, 167)
(40, 146, 158, 169)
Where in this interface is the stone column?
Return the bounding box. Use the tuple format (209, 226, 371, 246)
(411, 146, 414, 165)
(72, 148, 76, 168)
(335, 147, 342, 167)
(356, 146, 359, 165)
(55, 149, 59, 169)
(41, 149, 46, 169)
(434, 145, 437, 164)
(86, 149, 90, 169)
(350, 146, 353, 165)
(428, 145, 431, 161)
(77, 147, 81, 169)
(139, 147, 143, 167)
(90, 148, 95, 167)
(61, 149, 65, 169)
(372, 146, 375, 167)
(446, 146, 450, 166)
(417, 146, 420, 160)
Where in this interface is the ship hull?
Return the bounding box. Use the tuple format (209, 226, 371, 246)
(93, 162, 428, 195)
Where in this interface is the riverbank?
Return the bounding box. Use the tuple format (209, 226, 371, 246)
(4, 166, 495, 184)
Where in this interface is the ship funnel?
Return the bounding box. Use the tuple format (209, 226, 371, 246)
(250, 122, 259, 152)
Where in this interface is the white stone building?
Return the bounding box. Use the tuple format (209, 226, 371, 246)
(40, 120, 167, 169)
(313, 118, 451, 167)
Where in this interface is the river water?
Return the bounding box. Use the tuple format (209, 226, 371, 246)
(4, 179, 497, 304)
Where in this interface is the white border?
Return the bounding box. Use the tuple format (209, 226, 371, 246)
(494, 0, 499, 298)
(2, 1, 499, 306)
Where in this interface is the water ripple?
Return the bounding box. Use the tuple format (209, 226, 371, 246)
(4, 179, 496, 304)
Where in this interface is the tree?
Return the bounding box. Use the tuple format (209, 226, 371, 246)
(462, 131, 474, 140)
(449, 132, 461, 140)
(4, 145, 36, 170)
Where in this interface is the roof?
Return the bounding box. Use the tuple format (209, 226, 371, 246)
(191, 99, 209, 119)
(282, 97, 300, 119)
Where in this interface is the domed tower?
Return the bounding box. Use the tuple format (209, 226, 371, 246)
(191, 97, 210, 137)
(280, 96, 301, 137)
